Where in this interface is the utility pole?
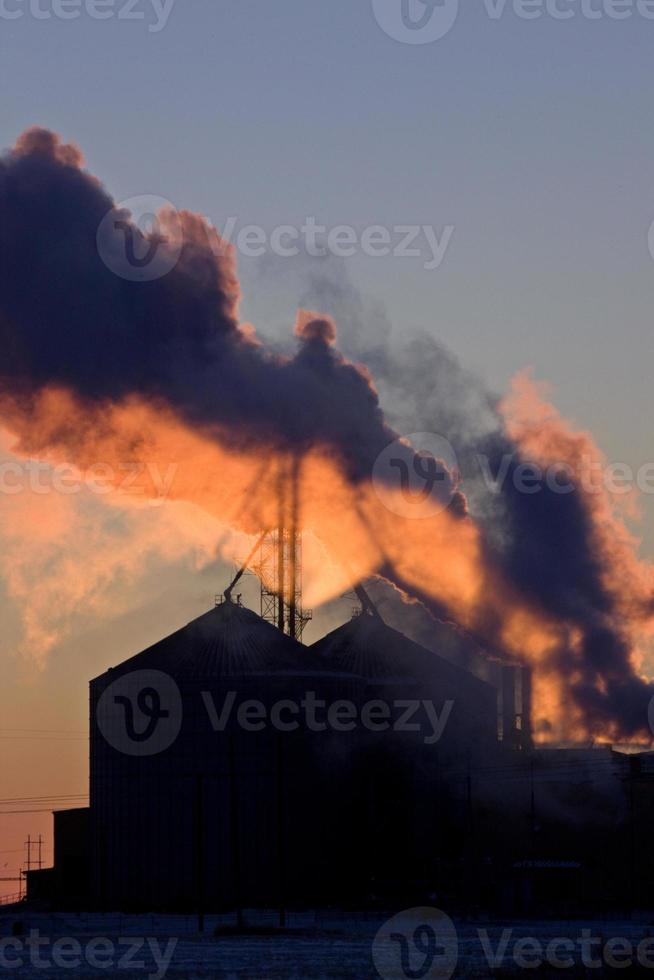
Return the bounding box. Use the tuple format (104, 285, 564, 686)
(529, 758, 536, 914)
(229, 736, 244, 930)
(0, 875, 25, 901)
(466, 752, 473, 918)
(196, 774, 205, 934)
(627, 757, 638, 913)
(277, 734, 286, 929)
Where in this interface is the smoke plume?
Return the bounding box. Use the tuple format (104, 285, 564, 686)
(1, 128, 653, 741)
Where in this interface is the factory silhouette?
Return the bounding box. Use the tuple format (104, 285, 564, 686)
(23, 525, 654, 920)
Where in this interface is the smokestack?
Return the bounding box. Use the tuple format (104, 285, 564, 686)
(276, 470, 286, 634)
(521, 665, 533, 749)
(501, 665, 517, 746)
(500, 664, 533, 750)
(287, 456, 300, 639)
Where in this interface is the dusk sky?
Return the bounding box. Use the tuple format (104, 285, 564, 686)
(2, 0, 654, 896)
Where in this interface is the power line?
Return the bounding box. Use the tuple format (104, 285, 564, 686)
(0, 806, 88, 815)
(0, 795, 87, 804)
(0, 735, 86, 742)
(0, 794, 88, 815)
(0, 737, 86, 741)
(0, 729, 86, 734)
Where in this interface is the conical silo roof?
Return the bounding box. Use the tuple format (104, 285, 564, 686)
(312, 612, 491, 695)
(93, 599, 327, 683)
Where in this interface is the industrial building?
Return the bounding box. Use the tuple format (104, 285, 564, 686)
(24, 582, 506, 911)
(86, 586, 506, 911)
(90, 598, 356, 911)
(22, 531, 654, 916)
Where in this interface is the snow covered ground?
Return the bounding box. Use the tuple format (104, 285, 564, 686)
(2, 910, 654, 978)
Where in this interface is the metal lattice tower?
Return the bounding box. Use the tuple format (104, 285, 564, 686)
(254, 456, 312, 641)
(256, 529, 312, 641)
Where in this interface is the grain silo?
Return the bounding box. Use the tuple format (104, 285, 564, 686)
(90, 598, 357, 912)
(312, 606, 498, 751)
(312, 604, 499, 902)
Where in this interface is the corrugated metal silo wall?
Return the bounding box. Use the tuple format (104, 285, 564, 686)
(335, 654, 500, 900)
(90, 669, 364, 911)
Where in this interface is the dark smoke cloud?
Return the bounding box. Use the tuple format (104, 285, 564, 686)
(1, 128, 653, 739)
(292, 258, 654, 738)
(482, 435, 654, 736)
(0, 128, 399, 480)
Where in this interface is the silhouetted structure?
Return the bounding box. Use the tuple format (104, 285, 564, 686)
(26, 598, 654, 917)
(25, 808, 90, 908)
(313, 610, 498, 753)
(90, 599, 358, 911)
(311, 610, 499, 902)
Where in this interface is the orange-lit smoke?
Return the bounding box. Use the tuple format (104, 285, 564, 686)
(2, 128, 654, 743)
(0, 375, 608, 742)
(497, 372, 654, 741)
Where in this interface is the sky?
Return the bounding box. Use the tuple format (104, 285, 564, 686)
(2, 0, 654, 895)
